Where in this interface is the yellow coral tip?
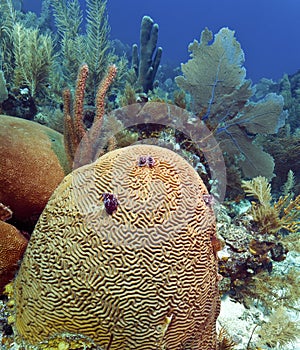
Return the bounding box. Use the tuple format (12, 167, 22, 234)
(7, 300, 15, 307)
(58, 341, 69, 350)
(7, 315, 15, 324)
(4, 282, 13, 296)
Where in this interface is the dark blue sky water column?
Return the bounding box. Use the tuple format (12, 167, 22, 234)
(22, 0, 300, 82)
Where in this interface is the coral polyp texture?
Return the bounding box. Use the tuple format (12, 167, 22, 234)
(0, 220, 28, 293)
(0, 115, 69, 226)
(13, 144, 220, 349)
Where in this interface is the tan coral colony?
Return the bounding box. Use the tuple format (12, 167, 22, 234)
(13, 144, 220, 349)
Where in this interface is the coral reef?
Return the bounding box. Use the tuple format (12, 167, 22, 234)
(175, 27, 286, 180)
(0, 115, 69, 229)
(217, 175, 300, 291)
(0, 3, 298, 348)
(13, 144, 220, 349)
(132, 16, 162, 92)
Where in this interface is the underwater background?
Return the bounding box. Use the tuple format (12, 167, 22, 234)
(0, 0, 300, 349)
(21, 0, 300, 82)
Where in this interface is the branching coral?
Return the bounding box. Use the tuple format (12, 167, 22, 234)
(0, 0, 16, 80)
(12, 23, 54, 97)
(0, 70, 8, 104)
(63, 63, 117, 168)
(175, 27, 287, 179)
(51, 0, 111, 93)
(243, 268, 300, 312)
(242, 176, 300, 235)
(217, 327, 236, 350)
(257, 306, 300, 349)
(85, 0, 111, 91)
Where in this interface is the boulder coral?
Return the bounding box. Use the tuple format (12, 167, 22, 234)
(0, 220, 28, 293)
(14, 144, 220, 349)
(0, 115, 69, 228)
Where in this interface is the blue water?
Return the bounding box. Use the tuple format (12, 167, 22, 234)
(22, 0, 300, 82)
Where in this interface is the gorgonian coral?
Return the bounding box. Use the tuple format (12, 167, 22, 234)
(176, 27, 287, 180)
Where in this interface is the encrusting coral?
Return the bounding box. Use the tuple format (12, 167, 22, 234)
(13, 144, 221, 349)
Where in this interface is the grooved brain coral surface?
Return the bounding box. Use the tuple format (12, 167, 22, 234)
(14, 144, 220, 349)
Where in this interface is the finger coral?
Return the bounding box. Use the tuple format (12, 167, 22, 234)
(13, 144, 220, 349)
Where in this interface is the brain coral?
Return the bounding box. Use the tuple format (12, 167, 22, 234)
(0, 115, 69, 227)
(14, 144, 220, 349)
(0, 220, 28, 293)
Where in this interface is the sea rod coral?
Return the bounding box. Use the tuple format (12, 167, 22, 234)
(63, 63, 117, 168)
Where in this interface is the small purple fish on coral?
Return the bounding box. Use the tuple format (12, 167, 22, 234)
(102, 193, 118, 215)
